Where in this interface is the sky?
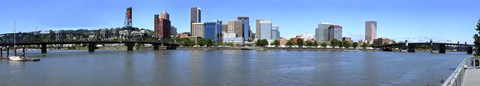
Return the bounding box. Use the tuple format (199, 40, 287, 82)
(1, 0, 479, 43)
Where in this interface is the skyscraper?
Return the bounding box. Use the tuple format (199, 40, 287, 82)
(154, 14, 160, 38)
(190, 7, 201, 34)
(204, 20, 223, 42)
(256, 19, 272, 40)
(171, 26, 177, 37)
(272, 25, 280, 40)
(124, 7, 132, 27)
(365, 21, 377, 43)
(238, 16, 250, 41)
(228, 20, 243, 37)
(315, 22, 332, 42)
(328, 25, 342, 41)
(158, 11, 171, 39)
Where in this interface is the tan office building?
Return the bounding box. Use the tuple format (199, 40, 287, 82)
(365, 21, 377, 43)
(192, 23, 204, 38)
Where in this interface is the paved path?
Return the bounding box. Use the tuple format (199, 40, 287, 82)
(462, 69, 480, 86)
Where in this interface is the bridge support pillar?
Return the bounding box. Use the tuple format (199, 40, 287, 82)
(41, 44, 47, 54)
(439, 44, 446, 54)
(22, 47, 25, 56)
(467, 46, 473, 54)
(88, 43, 96, 52)
(408, 46, 416, 53)
(126, 43, 135, 51)
(153, 44, 159, 50)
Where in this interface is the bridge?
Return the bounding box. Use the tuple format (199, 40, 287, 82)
(379, 40, 474, 54)
(0, 40, 179, 53)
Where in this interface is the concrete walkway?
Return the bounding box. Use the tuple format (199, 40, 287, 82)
(462, 69, 480, 86)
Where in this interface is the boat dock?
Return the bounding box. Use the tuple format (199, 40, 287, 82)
(442, 57, 480, 86)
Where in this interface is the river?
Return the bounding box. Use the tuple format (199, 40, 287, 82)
(0, 50, 468, 86)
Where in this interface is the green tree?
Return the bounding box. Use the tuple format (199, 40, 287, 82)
(362, 43, 369, 49)
(343, 41, 352, 48)
(306, 41, 313, 47)
(256, 40, 261, 46)
(287, 41, 294, 47)
(205, 39, 214, 47)
(273, 40, 280, 47)
(338, 41, 344, 48)
(297, 39, 304, 47)
(226, 43, 233, 46)
(370, 44, 376, 48)
(474, 19, 480, 56)
(218, 42, 224, 46)
(180, 38, 194, 46)
(256, 39, 269, 47)
(352, 42, 359, 49)
(197, 38, 205, 46)
(321, 42, 328, 48)
(418, 45, 429, 49)
(135, 43, 144, 49)
(312, 41, 318, 47)
(262, 39, 269, 46)
(213, 42, 222, 46)
(330, 39, 340, 48)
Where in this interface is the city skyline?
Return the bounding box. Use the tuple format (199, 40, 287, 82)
(0, 0, 479, 43)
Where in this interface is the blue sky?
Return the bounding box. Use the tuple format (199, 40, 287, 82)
(1, 0, 479, 43)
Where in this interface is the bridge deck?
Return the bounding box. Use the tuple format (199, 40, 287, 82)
(462, 69, 480, 86)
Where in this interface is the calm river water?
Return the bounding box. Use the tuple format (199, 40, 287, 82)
(0, 50, 468, 86)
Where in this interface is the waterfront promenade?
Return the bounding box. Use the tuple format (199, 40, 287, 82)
(462, 69, 480, 86)
(442, 57, 480, 86)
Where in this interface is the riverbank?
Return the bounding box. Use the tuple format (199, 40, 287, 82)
(10, 46, 467, 53)
(172, 47, 381, 51)
(264, 47, 380, 51)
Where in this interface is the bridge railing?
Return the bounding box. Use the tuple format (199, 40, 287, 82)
(441, 57, 468, 86)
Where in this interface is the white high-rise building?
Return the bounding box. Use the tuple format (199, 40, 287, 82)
(256, 19, 272, 40)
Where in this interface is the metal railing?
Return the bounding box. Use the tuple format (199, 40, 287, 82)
(441, 57, 468, 86)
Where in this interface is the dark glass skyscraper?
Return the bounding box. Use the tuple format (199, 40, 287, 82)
(190, 7, 201, 34)
(328, 25, 342, 41)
